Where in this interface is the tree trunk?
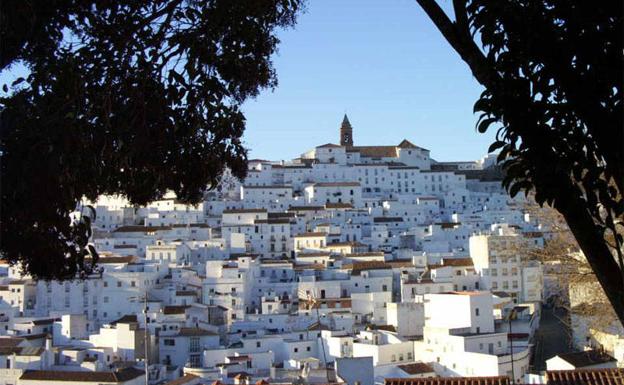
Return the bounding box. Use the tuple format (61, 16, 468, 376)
(415, 0, 624, 326)
(556, 190, 624, 326)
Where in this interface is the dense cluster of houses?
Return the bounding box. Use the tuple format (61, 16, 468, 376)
(0, 117, 619, 385)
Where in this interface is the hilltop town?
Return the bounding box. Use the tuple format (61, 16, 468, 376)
(0, 117, 620, 385)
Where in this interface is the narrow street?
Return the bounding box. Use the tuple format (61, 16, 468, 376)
(531, 306, 575, 371)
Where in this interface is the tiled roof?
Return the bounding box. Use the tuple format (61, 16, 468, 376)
(441, 291, 485, 296)
(110, 314, 138, 325)
(397, 362, 435, 375)
(314, 182, 360, 187)
(19, 367, 145, 382)
(374, 217, 404, 223)
(347, 261, 391, 275)
(164, 374, 200, 385)
(92, 256, 136, 264)
(397, 139, 423, 149)
(440, 258, 474, 267)
(113, 244, 137, 249)
(163, 305, 190, 315)
(268, 212, 296, 218)
(385, 376, 509, 385)
(176, 290, 197, 296)
(178, 327, 217, 337)
(294, 263, 326, 271)
(0, 345, 42, 356)
(556, 350, 617, 368)
(114, 225, 171, 232)
(352, 146, 398, 158)
(294, 232, 327, 238)
(242, 185, 291, 189)
(546, 368, 623, 385)
(227, 355, 251, 362)
(223, 208, 267, 213)
(297, 252, 332, 257)
(31, 318, 57, 325)
(0, 337, 24, 348)
(255, 218, 292, 224)
(288, 205, 325, 211)
(326, 241, 366, 247)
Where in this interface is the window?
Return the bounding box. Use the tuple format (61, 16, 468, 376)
(256, 341, 261, 348)
(475, 308, 480, 316)
(164, 339, 175, 346)
(294, 348, 298, 353)
(117, 281, 122, 287)
(391, 354, 396, 362)
(189, 354, 201, 368)
(190, 337, 200, 353)
(306, 346, 311, 352)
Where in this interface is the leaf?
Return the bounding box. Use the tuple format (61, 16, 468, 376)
(488, 140, 506, 153)
(477, 117, 497, 133)
(11, 78, 25, 87)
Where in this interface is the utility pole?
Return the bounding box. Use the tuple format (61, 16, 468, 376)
(509, 308, 516, 384)
(130, 294, 149, 385)
(143, 293, 149, 385)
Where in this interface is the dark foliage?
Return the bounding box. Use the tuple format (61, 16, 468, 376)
(416, 0, 623, 324)
(0, 0, 303, 279)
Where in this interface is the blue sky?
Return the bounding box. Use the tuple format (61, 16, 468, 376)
(1, 1, 497, 162)
(242, 0, 496, 162)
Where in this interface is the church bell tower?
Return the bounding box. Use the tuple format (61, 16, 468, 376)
(340, 114, 353, 147)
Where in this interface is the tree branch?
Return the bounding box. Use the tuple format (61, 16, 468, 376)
(415, 0, 500, 90)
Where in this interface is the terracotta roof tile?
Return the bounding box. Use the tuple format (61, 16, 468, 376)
(385, 376, 509, 385)
(314, 182, 360, 187)
(397, 362, 435, 375)
(114, 225, 171, 233)
(352, 146, 398, 158)
(556, 350, 617, 368)
(19, 367, 144, 382)
(546, 368, 623, 385)
(163, 305, 190, 315)
(164, 374, 200, 385)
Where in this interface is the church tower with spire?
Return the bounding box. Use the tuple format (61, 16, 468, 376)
(340, 114, 353, 147)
